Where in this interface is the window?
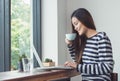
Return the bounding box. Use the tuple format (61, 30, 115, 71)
(0, 0, 41, 72)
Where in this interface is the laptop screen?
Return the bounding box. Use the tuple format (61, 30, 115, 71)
(32, 45, 44, 67)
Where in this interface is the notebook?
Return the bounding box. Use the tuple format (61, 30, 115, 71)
(32, 45, 73, 71)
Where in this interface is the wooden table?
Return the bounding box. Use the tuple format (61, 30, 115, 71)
(0, 69, 80, 81)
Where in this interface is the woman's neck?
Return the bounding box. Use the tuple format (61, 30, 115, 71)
(85, 29, 98, 38)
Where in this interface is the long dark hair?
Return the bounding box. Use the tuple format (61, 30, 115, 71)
(71, 8, 96, 63)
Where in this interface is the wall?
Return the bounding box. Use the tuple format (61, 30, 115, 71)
(57, 0, 68, 65)
(66, 0, 120, 80)
(41, 0, 58, 63)
(41, 0, 67, 65)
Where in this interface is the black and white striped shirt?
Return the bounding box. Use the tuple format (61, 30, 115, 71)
(68, 32, 114, 81)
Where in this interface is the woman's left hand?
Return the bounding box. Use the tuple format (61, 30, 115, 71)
(64, 61, 77, 68)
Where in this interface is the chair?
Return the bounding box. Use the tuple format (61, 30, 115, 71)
(111, 73, 118, 81)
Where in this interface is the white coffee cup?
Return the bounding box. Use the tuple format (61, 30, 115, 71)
(65, 33, 76, 41)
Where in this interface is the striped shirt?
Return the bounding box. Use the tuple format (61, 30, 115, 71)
(68, 32, 114, 81)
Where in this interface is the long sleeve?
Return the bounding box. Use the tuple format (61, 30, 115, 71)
(67, 44, 76, 62)
(77, 34, 114, 75)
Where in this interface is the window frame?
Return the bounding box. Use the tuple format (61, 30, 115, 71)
(0, 0, 11, 72)
(32, 0, 42, 67)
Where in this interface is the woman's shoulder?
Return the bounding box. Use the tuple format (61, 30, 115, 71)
(97, 32, 109, 40)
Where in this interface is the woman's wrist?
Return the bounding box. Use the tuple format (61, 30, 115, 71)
(76, 64, 79, 72)
(67, 44, 73, 48)
(76, 64, 82, 72)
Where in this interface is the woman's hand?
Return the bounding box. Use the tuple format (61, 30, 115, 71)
(65, 38, 73, 45)
(64, 61, 77, 68)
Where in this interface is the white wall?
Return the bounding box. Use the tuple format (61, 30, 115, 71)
(57, 0, 68, 65)
(41, 0, 58, 64)
(66, 0, 120, 80)
(41, 0, 67, 65)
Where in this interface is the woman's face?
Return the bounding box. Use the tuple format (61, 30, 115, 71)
(72, 17, 87, 36)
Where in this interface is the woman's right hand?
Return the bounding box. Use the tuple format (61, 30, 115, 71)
(65, 38, 73, 45)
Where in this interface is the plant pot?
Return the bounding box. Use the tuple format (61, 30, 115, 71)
(18, 61, 23, 72)
(43, 62, 55, 67)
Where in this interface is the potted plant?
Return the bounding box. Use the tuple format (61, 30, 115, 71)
(18, 53, 27, 72)
(43, 58, 55, 67)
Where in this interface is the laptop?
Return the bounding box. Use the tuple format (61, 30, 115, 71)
(33, 66, 73, 72)
(32, 45, 73, 71)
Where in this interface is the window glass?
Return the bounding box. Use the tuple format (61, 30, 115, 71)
(11, 0, 32, 70)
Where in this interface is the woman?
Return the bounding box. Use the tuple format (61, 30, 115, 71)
(64, 8, 114, 81)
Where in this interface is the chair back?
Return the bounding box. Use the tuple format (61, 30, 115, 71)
(111, 73, 118, 81)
